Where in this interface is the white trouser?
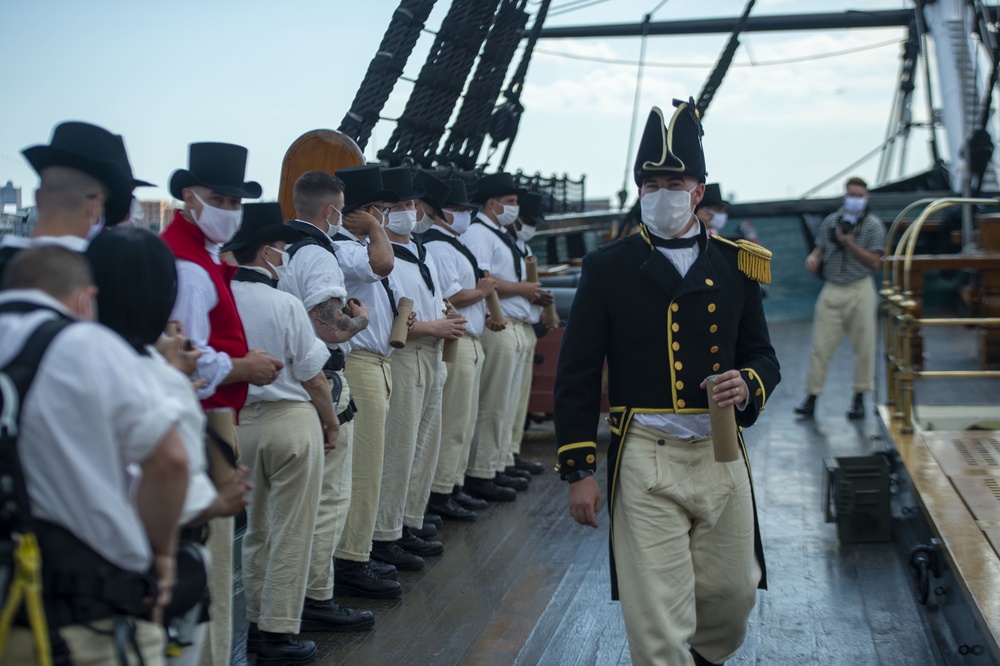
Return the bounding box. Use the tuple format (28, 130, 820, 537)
(432, 334, 484, 493)
(506, 320, 536, 467)
(467, 325, 520, 479)
(403, 345, 446, 529)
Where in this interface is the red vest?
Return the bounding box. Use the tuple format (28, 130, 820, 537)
(161, 210, 249, 413)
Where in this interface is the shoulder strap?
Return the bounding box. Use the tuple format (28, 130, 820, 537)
(232, 267, 277, 288)
(472, 219, 522, 280)
(286, 221, 336, 259)
(423, 229, 484, 281)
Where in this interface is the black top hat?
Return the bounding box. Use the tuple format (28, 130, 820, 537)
(633, 99, 706, 186)
(444, 179, 477, 210)
(473, 172, 527, 204)
(105, 134, 156, 226)
(518, 191, 545, 226)
(22, 121, 134, 225)
(381, 167, 427, 203)
(335, 165, 399, 214)
(413, 170, 450, 219)
(221, 202, 301, 254)
(698, 183, 728, 210)
(169, 142, 262, 200)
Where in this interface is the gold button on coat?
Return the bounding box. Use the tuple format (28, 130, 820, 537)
(674, 361, 683, 371)
(713, 363, 721, 371)
(708, 304, 716, 313)
(710, 346, 719, 353)
(586, 454, 596, 464)
(671, 303, 679, 312)
(710, 325, 718, 333)
(672, 342, 680, 351)
(677, 399, 686, 408)
(672, 323, 680, 332)
(705, 278, 714, 286)
(675, 381, 684, 390)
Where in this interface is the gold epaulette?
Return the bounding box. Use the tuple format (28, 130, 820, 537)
(711, 236, 773, 284)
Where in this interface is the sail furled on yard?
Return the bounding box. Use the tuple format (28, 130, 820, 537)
(338, 0, 438, 151)
(378, 0, 502, 166)
(438, 0, 530, 170)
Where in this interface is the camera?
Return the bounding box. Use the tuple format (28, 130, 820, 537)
(829, 218, 853, 243)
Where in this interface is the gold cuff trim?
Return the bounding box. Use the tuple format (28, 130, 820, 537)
(557, 441, 597, 455)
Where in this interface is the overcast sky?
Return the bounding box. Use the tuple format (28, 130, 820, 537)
(1, 0, 951, 208)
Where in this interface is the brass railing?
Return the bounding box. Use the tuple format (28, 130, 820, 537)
(881, 197, 1000, 434)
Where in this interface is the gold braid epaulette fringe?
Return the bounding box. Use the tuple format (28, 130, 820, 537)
(712, 236, 773, 284)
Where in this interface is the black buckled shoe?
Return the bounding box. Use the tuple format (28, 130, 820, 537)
(794, 394, 816, 418)
(847, 392, 865, 420)
(371, 540, 425, 571)
(427, 493, 478, 521)
(453, 486, 489, 510)
(333, 558, 402, 598)
(366, 558, 399, 581)
(464, 476, 517, 502)
(504, 465, 533, 480)
(255, 630, 317, 665)
(514, 453, 545, 475)
(494, 471, 529, 491)
(301, 597, 375, 632)
(398, 528, 444, 556)
(423, 512, 443, 528)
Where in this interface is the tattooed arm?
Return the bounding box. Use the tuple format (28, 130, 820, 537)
(309, 297, 370, 344)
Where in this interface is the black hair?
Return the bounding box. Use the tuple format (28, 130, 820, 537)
(232, 244, 261, 266)
(85, 227, 177, 354)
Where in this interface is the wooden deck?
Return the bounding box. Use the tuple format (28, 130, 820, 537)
(228, 317, 973, 665)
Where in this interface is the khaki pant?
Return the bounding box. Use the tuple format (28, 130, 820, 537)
(613, 423, 760, 665)
(2, 618, 165, 666)
(337, 350, 392, 562)
(404, 345, 446, 529)
(506, 320, 536, 468)
(467, 325, 520, 479)
(374, 342, 437, 541)
(806, 277, 877, 395)
(307, 371, 354, 599)
(432, 335, 484, 493)
(237, 400, 324, 633)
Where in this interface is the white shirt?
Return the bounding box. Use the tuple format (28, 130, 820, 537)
(0, 290, 180, 572)
(389, 241, 445, 340)
(424, 228, 486, 337)
(0, 234, 89, 253)
(462, 214, 532, 321)
(233, 268, 330, 404)
(169, 246, 233, 400)
(334, 231, 396, 357)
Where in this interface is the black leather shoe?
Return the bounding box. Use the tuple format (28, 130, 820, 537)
(366, 558, 399, 581)
(333, 558, 402, 598)
(494, 471, 529, 491)
(427, 493, 477, 521)
(514, 453, 545, 475)
(409, 522, 437, 538)
(504, 465, 533, 480)
(423, 512, 443, 528)
(371, 540, 425, 570)
(794, 394, 816, 418)
(246, 622, 261, 653)
(690, 647, 724, 666)
(301, 597, 375, 632)
(453, 486, 489, 510)
(464, 476, 516, 502)
(847, 392, 865, 420)
(256, 630, 317, 665)
(398, 529, 444, 556)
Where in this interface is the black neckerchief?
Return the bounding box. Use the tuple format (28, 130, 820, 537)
(423, 228, 483, 281)
(473, 218, 522, 280)
(646, 234, 699, 249)
(286, 220, 336, 258)
(331, 232, 360, 244)
(232, 267, 277, 288)
(392, 241, 435, 295)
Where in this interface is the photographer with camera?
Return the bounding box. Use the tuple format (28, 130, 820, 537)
(795, 177, 886, 420)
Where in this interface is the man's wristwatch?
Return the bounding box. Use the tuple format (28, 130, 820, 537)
(564, 469, 595, 484)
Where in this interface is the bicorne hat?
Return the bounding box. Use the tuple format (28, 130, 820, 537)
(169, 142, 262, 200)
(444, 179, 478, 210)
(22, 121, 134, 227)
(633, 98, 706, 186)
(473, 172, 527, 204)
(335, 165, 398, 214)
(413, 170, 451, 219)
(221, 202, 301, 254)
(518, 191, 545, 227)
(698, 183, 728, 211)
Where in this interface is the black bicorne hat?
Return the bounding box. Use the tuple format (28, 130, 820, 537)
(444, 179, 477, 209)
(518, 191, 545, 227)
(473, 172, 527, 204)
(221, 202, 301, 254)
(699, 183, 728, 210)
(413, 170, 451, 219)
(633, 99, 706, 186)
(335, 164, 398, 214)
(169, 142, 262, 200)
(381, 167, 427, 202)
(22, 121, 134, 226)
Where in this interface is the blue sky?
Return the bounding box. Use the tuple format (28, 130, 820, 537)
(1, 1, 938, 207)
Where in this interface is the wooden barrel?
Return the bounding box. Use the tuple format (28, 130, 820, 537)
(278, 130, 365, 220)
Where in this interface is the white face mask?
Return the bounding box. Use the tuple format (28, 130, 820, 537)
(445, 210, 471, 235)
(413, 206, 435, 234)
(708, 211, 728, 231)
(325, 206, 343, 237)
(495, 203, 519, 227)
(517, 224, 537, 243)
(387, 209, 417, 235)
(264, 245, 289, 280)
(191, 191, 242, 244)
(641, 186, 696, 238)
(843, 196, 867, 214)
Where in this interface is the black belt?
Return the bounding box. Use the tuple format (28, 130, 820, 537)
(180, 523, 210, 545)
(338, 397, 357, 425)
(325, 348, 346, 373)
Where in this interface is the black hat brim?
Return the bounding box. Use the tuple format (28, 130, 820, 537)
(221, 224, 301, 254)
(343, 189, 400, 215)
(170, 170, 262, 201)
